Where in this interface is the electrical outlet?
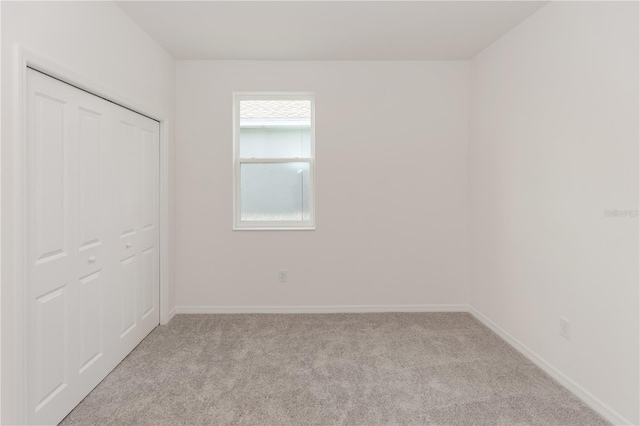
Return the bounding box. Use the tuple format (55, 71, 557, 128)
(278, 270, 288, 282)
(559, 317, 571, 340)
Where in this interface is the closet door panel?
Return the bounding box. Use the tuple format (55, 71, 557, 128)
(138, 120, 160, 325)
(27, 70, 79, 425)
(112, 107, 159, 354)
(72, 91, 113, 393)
(114, 116, 140, 345)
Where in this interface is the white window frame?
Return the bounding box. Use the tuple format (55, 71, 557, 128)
(233, 92, 316, 230)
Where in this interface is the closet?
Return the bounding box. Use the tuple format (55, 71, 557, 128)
(26, 68, 160, 425)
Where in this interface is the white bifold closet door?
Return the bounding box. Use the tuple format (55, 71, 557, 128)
(26, 69, 160, 426)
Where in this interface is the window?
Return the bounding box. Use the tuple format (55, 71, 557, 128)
(233, 93, 315, 230)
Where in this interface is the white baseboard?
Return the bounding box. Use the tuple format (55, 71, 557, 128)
(174, 304, 469, 314)
(469, 307, 632, 426)
(166, 306, 178, 323)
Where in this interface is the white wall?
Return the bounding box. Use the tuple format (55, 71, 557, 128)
(0, 2, 175, 424)
(469, 2, 639, 424)
(175, 61, 469, 310)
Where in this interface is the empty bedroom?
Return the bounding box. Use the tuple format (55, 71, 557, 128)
(1, 0, 638, 425)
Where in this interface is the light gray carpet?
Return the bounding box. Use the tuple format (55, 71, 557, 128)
(60, 313, 608, 425)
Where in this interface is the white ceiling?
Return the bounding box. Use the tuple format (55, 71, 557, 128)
(117, 1, 548, 60)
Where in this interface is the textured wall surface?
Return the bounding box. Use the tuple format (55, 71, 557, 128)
(175, 60, 470, 308)
(469, 2, 639, 423)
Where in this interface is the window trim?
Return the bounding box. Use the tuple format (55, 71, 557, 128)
(233, 92, 316, 230)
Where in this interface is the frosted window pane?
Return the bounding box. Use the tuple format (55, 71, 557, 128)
(240, 162, 310, 222)
(240, 127, 310, 158)
(239, 100, 311, 159)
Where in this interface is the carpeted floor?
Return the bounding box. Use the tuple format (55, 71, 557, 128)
(59, 313, 608, 425)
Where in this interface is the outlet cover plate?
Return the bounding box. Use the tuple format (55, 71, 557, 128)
(559, 317, 571, 340)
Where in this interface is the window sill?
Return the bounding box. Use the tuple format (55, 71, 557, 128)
(233, 226, 316, 231)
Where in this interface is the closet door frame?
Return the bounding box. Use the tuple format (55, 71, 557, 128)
(8, 46, 172, 424)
